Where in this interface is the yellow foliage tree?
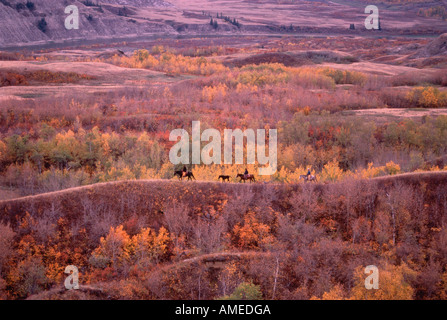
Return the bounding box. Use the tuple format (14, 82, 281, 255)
(132, 227, 171, 265)
(232, 212, 275, 250)
(311, 284, 346, 300)
(321, 159, 345, 182)
(350, 264, 415, 300)
(91, 225, 132, 270)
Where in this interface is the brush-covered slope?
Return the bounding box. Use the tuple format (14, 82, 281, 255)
(0, 0, 175, 47)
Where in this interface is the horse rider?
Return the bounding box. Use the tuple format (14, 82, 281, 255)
(306, 168, 311, 181)
(182, 165, 187, 177)
(244, 168, 249, 179)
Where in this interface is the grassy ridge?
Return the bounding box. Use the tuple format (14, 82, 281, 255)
(2, 171, 446, 225)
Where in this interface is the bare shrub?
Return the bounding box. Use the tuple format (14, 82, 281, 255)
(193, 212, 227, 253)
(0, 223, 15, 274)
(381, 182, 416, 246)
(164, 200, 192, 250)
(80, 197, 118, 245)
(222, 187, 255, 230)
(289, 183, 318, 221)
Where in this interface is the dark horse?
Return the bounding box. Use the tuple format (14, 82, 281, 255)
(174, 170, 196, 181)
(218, 175, 230, 182)
(236, 173, 256, 183)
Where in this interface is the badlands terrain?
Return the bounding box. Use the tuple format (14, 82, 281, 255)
(0, 0, 447, 301)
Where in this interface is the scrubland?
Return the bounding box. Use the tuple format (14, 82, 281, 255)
(0, 32, 447, 299)
(1, 173, 447, 299)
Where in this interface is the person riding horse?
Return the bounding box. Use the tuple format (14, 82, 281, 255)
(299, 168, 317, 183)
(244, 168, 249, 180)
(174, 168, 195, 181)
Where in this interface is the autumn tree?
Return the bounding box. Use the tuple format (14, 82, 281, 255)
(90, 225, 132, 271)
(220, 281, 263, 300)
(350, 264, 415, 300)
(132, 227, 172, 267)
(232, 212, 275, 250)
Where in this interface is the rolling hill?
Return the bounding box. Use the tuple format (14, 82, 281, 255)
(1, 171, 447, 225)
(0, 0, 446, 48)
(1, 171, 447, 300)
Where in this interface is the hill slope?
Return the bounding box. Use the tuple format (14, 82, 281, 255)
(1, 172, 447, 300)
(1, 0, 446, 48)
(0, 0, 175, 47)
(1, 171, 447, 224)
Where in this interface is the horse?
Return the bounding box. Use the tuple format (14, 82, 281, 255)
(174, 170, 196, 181)
(236, 173, 256, 183)
(218, 175, 230, 182)
(299, 174, 317, 183)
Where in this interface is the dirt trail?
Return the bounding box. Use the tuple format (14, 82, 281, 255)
(2, 171, 447, 204)
(0, 178, 251, 204)
(320, 61, 432, 76)
(348, 108, 447, 118)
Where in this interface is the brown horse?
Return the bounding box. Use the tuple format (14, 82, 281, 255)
(174, 170, 196, 181)
(218, 175, 230, 182)
(236, 173, 256, 183)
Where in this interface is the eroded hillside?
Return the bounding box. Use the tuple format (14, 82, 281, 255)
(0, 0, 446, 48)
(0, 173, 446, 299)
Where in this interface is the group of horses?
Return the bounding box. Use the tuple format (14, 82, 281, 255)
(173, 170, 256, 183)
(174, 170, 317, 183)
(220, 174, 256, 183)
